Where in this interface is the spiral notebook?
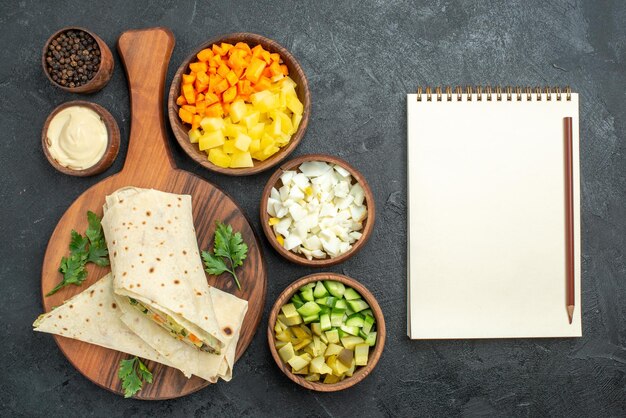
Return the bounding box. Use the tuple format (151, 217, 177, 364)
(407, 86, 582, 339)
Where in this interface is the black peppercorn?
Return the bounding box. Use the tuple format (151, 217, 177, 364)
(45, 29, 101, 88)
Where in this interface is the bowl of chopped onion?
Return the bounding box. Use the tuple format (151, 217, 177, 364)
(260, 154, 375, 267)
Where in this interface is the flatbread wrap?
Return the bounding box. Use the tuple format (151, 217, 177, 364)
(33, 273, 176, 368)
(101, 187, 236, 354)
(34, 186, 248, 383)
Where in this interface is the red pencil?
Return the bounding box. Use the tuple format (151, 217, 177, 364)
(564, 117, 575, 324)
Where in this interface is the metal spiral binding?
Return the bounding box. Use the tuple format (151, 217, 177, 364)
(416, 86, 572, 102)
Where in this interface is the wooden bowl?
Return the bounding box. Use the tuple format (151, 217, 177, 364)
(267, 272, 386, 392)
(41, 100, 120, 176)
(42, 27, 114, 94)
(260, 154, 375, 267)
(167, 33, 310, 176)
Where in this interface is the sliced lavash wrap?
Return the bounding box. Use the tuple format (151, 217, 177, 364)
(33, 273, 176, 369)
(116, 286, 245, 381)
(101, 187, 247, 381)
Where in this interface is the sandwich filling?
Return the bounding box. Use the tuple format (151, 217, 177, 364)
(128, 298, 220, 354)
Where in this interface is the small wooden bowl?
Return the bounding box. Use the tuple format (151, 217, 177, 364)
(41, 100, 120, 176)
(267, 272, 386, 392)
(167, 33, 311, 176)
(260, 154, 375, 267)
(42, 26, 114, 94)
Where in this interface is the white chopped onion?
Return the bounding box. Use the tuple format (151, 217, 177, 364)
(350, 205, 367, 222)
(279, 185, 290, 201)
(300, 247, 313, 260)
(299, 161, 332, 177)
(319, 203, 336, 218)
(349, 231, 362, 241)
(292, 173, 310, 190)
(280, 170, 296, 187)
(267, 198, 278, 217)
(334, 195, 355, 210)
(283, 235, 302, 251)
(275, 204, 288, 219)
(333, 165, 350, 177)
(288, 204, 307, 222)
(333, 181, 350, 198)
(274, 218, 291, 237)
(288, 186, 305, 200)
(304, 235, 322, 251)
(311, 249, 326, 258)
(268, 162, 367, 258)
(350, 183, 365, 206)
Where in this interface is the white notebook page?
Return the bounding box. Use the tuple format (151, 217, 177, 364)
(407, 93, 581, 339)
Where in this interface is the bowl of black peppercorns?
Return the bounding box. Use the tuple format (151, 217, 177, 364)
(42, 27, 114, 94)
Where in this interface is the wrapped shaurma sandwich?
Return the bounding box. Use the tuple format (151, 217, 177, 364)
(34, 187, 248, 383)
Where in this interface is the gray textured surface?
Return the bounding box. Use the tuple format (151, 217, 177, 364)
(1, 0, 625, 416)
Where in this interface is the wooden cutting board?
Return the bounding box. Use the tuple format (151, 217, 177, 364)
(40, 28, 267, 400)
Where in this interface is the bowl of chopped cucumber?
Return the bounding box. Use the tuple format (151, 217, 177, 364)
(267, 272, 385, 391)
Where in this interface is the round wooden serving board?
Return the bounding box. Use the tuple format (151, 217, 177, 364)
(40, 28, 267, 400)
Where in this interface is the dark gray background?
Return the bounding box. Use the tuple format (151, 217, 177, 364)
(1, 0, 624, 416)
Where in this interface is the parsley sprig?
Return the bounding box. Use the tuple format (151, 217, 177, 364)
(47, 211, 109, 296)
(118, 356, 153, 398)
(201, 221, 248, 290)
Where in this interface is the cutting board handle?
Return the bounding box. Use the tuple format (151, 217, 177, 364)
(117, 28, 176, 174)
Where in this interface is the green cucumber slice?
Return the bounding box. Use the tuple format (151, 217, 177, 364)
(365, 331, 377, 346)
(345, 315, 365, 328)
(330, 311, 344, 328)
(323, 280, 346, 298)
(319, 314, 331, 331)
(302, 282, 316, 290)
(347, 299, 369, 313)
(343, 287, 361, 300)
(362, 315, 375, 334)
(334, 299, 348, 310)
(302, 314, 319, 324)
(340, 324, 360, 336)
(313, 281, 329, 298)
(361, 309, 374, 317)
(300, 287, 314, 302)
(297, 301, 322, 317)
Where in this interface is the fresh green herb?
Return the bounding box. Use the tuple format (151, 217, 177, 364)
(118, 356, 153, 398)
(69, 229, 88, 253)
(85, 211, 109, 266)
(201, 221, 248, 290)
(47, 211, 109, 297)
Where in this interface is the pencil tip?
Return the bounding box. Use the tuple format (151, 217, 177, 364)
(567, 305, 574, 324)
